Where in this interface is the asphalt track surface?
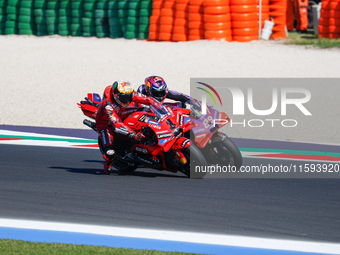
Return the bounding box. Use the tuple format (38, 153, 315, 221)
(0, 144, 340, 244)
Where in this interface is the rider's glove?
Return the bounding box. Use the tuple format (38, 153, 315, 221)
(177, 102, 186, 109)
(128, 132, 136, 139)
(135, 132, 146, 142)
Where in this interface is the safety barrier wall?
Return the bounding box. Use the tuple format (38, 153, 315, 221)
(318, 0, 340, 39)
(0, 0, 152, 39)
(269, 0, 285, 39)
(0, 0, 288, 41)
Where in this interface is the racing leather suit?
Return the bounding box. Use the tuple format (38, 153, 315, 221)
(96, 85, 159, 162)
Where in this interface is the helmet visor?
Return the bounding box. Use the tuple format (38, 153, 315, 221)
(150, 89, 166, 99)
(116, 92, 132, 107)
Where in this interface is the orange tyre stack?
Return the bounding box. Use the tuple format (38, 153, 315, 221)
(269, 0, 286, 39)
(172, 0, 190, 41)
(149, 0, 163, 40)
(188, 0, 205, 40)
(203, 0, 232, 41)
(230, 0, 259, 42)
(318, 0, 340, 39)
(158, 0, 176, 41)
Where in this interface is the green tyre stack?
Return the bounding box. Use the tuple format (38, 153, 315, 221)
(19, 0, 36, 35)
(95, 0, 109, 38)
(71, 0, 84, 36)
(117, 0, 128, 38)
(82, 0, 96, 37)
(5, 0, 20, 34)
(108, 0, 122, 38)
(138, 0, 151, 40)
(34, 0, 48, 36)
(46, 0, 59, 35)
(0, 0, 6, 34)
(126, 0, 140, 39)
(59, 0, 72, 36)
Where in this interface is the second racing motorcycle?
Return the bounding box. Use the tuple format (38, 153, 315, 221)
(185, 99, 243, 170)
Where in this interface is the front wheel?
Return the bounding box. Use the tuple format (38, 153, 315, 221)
(182, 144, 207, 178)
(205, 137, 243, 170)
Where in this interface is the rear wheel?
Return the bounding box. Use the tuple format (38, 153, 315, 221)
(205, 137, 242, 170)
(182, 144, 207, 178)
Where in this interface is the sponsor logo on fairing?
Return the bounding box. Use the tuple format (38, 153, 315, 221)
(138, 115, 146, 122)
(101, 130, 108, 146)
(193, 128, 206, 134)
(135, 147, 149, 154)
(184, 117, 190, 125)
(147, 119, 161, 126)
(158, 133, 172, 139)
(149, 124, 161, 130)
(122, 109, 136, 115)
(181, 139, 191, 148)
(159, 139, 169, 145)
(179, 115, 183, 126)
(93, 93, 101, 103)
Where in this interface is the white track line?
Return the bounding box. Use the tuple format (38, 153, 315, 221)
(0, 219, 339, 254)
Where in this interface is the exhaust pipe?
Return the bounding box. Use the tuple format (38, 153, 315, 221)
(83, 119, 97, 132)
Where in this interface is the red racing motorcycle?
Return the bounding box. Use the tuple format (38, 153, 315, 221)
(78, 93, 207, 178)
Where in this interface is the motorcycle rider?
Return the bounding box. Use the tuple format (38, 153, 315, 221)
(96, 80, 160, 175)
(136, 76, 192, 108)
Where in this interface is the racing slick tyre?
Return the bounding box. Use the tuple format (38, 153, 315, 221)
(182, 143, 207, 178)
(205, 137, 242, 171)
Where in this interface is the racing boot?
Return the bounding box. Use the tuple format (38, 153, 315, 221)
(104, 160, 113, 175)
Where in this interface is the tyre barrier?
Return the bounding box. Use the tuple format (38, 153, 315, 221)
(319, 0, 340, 39)
(0, 0, 289, 42)
(230, 0, 258, 42)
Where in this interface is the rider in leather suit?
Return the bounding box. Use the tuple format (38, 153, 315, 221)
(96, 80, 160, 174)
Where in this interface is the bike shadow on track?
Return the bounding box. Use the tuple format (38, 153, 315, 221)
(49, 160, 187, 178)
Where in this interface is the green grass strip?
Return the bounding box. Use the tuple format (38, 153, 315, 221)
(0, 135, 97, 144)
(240, 147, 340, 158)
(0, 239, 201, 255)
(285, 31, 340, 49)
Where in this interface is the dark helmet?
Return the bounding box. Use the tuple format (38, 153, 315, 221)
(112, 80, 134, 107)
(145, 76, 169, 102)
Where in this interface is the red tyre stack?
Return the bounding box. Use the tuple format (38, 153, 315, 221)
(203, 0, 232, 41)
(188, 0, 205, 40)
(172, 0, 190, 41)
(269, 0, 286, 39)
(319, 0, 340, 39)
(230, 0, 259, 42)
(149, 0, 163, 40)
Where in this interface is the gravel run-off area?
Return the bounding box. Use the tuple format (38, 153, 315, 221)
(0, 35, 339, 144)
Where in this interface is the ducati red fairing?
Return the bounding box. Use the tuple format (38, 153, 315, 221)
(77, 93, 101, 119)
(123, 105, 192, 172)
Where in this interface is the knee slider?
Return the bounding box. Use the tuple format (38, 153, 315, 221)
(104, 148, 115, 161)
